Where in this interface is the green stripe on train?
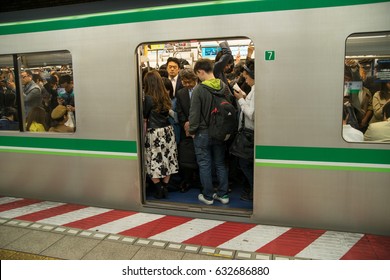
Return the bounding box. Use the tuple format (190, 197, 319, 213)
(0, 148, 137, 159)
(256, 145, 390, 165)
(1, 136, 389, 169)
(256, 162, 390, 173)
(0, 0, 387, 35)
(0, 136, 137, 154)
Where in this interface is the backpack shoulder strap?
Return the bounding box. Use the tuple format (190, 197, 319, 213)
(200, 87, 214, 126)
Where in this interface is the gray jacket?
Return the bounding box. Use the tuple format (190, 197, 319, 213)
(189, 79, 231, 135)
(24, 81, 42, 115)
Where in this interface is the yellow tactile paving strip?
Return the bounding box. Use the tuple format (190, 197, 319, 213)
(0, 249, 60, 260)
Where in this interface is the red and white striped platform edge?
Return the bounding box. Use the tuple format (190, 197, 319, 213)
(0, 196, 389, 260)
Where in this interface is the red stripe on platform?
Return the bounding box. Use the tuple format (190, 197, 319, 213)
(64, 209, 137, 230)
(341, 234, 390, 260)
(0, 199, 42, 212)
(15, 204, 88, 222)
(257, 228, 326, 257)
(119, 215, 193, 238)
(183, 221, 257, 247)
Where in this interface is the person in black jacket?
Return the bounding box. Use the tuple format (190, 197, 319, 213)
(176, 68, 199, 192)
(213, 41, 234, 93)
(189, 59, 230, 205)
(143, 70, 179, 199)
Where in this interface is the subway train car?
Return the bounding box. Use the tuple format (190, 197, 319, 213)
(0, 0, 389, 235)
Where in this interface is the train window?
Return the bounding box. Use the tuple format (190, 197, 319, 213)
(0, 51, 75, 133)
(343, 32, 390, 143)
(137, 38, 255, 213)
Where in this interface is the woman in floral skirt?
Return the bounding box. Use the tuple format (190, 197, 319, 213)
(143, 70, 179, 198)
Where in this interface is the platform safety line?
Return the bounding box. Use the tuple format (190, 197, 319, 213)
(89, 212, 165, 234)
(0, 197, 24, 206)
(183, 221, 258, 248)
(218, 224, 291, 252)
(341, 234, 390, 260)
(0, 201, 66, 219)
(256, 227, 326, 257)
(119, 215, 193, 238)
(0, 198, 43, 212)
(15, 204, 89, 222)
(36, 207, 113, 226)
(256, 159, 390, 172)
(296, 231, 364, 260)
(1, 197, 389, 260)
(0, 146, 137, 160)
(64, 209, 137, 230)
(149, 218, 225, 243)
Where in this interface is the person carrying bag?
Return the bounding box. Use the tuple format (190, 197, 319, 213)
(229, 113, 254, 160)
(230, 59, 255, 201)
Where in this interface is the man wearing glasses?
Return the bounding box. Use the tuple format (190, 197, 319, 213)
(21, 70, 42, 116)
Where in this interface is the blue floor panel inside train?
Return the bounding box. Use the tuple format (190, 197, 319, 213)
(146, 175, 253, 210)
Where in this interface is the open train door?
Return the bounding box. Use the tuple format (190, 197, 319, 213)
(136, 38, 254, 217)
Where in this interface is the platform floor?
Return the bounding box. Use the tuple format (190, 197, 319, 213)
(0, 196, 389, 260)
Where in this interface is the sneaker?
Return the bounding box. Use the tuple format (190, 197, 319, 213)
(240, 192, 253, 201)
(213, 193, 229, 204)
(198, 194, 214, 205)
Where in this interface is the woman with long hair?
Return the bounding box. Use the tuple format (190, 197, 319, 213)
(143, 70, 179, 199)
(26, 106, 47, 132)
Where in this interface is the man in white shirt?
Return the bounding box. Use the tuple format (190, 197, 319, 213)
(166, 57, 183, 97)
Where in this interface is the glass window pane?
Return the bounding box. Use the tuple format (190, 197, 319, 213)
(19, 51, 75, 133)
(343, 32, 390, 143)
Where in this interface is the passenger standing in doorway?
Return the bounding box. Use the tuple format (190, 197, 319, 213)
(233, 60, 255, 201)
(189, 59, 230, 205)
(162, 76, 180, 145)
(166, 57, 183, 97)
(143, 70, 179, 199)
(176, 68, 199, 192)
(214, 41, 234, 93)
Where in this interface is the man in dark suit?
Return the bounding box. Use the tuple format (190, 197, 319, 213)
(176, 68, 199, 192)
(167, 57, 183, 97)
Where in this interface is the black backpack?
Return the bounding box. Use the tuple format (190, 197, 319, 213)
(207, 89, 238, 141)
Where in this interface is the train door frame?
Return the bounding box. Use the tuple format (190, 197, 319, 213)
(136, 38, 254, 217)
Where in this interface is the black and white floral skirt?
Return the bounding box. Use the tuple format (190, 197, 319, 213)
(145, 125, 179, 178)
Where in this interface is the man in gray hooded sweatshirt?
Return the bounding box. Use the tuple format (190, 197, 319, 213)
(189, 59, 230, 205)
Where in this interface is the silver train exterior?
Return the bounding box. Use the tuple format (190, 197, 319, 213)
(0, 0, 389, 235)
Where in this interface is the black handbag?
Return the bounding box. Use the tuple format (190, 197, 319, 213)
(229, 113, 254, 160)
(178, 137, 198, 169)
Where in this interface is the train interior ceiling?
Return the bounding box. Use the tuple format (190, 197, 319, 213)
(1, 32, 389, 215)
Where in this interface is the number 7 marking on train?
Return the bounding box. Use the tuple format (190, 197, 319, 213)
(265, 51, 275, 60)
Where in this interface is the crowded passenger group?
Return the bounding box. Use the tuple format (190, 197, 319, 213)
(142, 42, 256, 204)
(0, 67, 76, 133)
(3, 41, 388, 206)
(343, 59, 390, 142)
